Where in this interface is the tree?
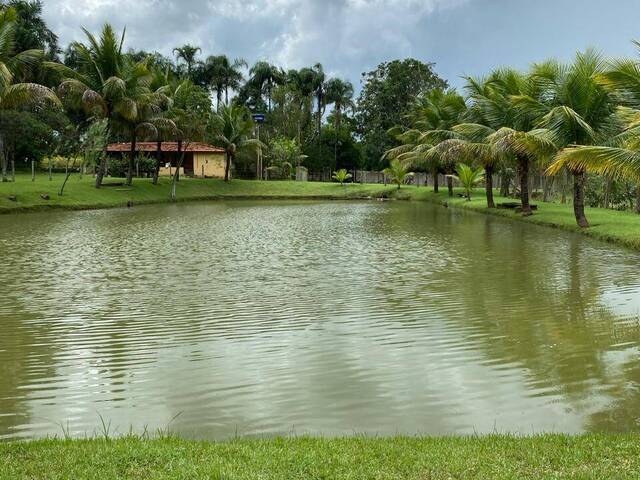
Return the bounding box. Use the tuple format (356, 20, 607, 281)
(515, 51, 617, 228)
(53, 23, 155, 187)
(247, 61, 284, 112)
(332, 168, 352, 186)
(383, 88, 466, 196)
(546, 49, 639, 220)
(383, 159, 413, 190)
(453, 164, 484, 200)
(325, 78, 355, 166)
(355, 59, 447, 169)
(267, 136, 306, 178)
(210, 104, 263, 181)
(0, 6, 60, 181)
(455, 70, 555, 215)
(172, 44, 201, 78)
(199, 55, 246, 109)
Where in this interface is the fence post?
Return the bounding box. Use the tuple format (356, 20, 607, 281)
(31, 160, 35, 182)
(48, 159, 52, 181)
(202, 164, 205, 178)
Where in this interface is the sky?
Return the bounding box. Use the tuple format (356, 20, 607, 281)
(42, 0, 640, 91)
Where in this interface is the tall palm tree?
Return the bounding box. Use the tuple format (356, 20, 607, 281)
(248, 61, 284, 112)
(203, 55, 246, 109)
(286, 68, 316, 144)
(459, 70, 554, 215)
(547, 47, 640, 216)
(325, 78, 354, 167)
(514, 51, 617, 227)
(53, 23, 156, 187)
(0, 6, 60, 181)
(311, 63, 326, 141)
(173, 44, 201, 78)
(210, 104, 263, 181)
(384, 88, 466, 196)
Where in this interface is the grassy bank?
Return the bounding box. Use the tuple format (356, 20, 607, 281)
(1, 435, 639, 479)
(397, 188, 640, 250)
(0, 174, 393, 213)
(1, 174, 640, 250)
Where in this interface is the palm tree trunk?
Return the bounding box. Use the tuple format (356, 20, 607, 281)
(447, 175, 454, 197)
(0, 131, 7, 183)
(170, 141, 185, 201)
(224, 151, 232, 182)
(485, 165, 495, 208)
(573, 170, 589, 228)
(334, 107, 340, 168)
(518, 155, 532, 215)
(153, 140, 162, 185)
(126, 133, 136, 186)
(604, 176, 612, 209)
(433, 169, 439, 193)
(225, 86, 229, 105)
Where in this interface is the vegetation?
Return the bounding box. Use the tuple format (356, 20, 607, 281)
(2, 435, 640, 479)
(332, 168, 352, 185)
(453, 164, 484, 200)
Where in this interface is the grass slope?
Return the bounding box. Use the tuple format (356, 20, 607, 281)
(1, 435, 639, 479)
(0, 174, 392, 213)
(1, 174, 640, 250)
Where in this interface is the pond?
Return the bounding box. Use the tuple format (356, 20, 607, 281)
(1, 200, 639, 440)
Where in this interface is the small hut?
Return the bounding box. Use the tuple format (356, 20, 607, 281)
(106, 142, 227, 178)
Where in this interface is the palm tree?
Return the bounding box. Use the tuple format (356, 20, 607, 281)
(210, 104, 263, 181)
(384, 88, 466, 195)
(0, 6, 60, 181)
(203, 55, 246, 109)
(311, 63, 326, 141)
(173, 44, 201, 78)
(459, 70, 555, 215)
(515, 51, 617, 227)
(332, 168, 352, 186)
(453, 164, 484, 200)
(547, 47, 640, 217)
(325, 78, 355, 166)
(383, 159, 413, 190)
(286, 68, 316, 143)
(53, 23, 155, 188)
(249, 61, 284, 112)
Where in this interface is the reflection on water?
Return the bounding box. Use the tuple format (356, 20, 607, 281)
(0, 200, 639, 440)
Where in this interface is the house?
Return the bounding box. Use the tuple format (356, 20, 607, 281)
(106, 142, 227, 178)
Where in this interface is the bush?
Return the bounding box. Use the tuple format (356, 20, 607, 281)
(107, 154, 157, 178)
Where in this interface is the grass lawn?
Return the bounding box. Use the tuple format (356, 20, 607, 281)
(1, 173, 640, 250)
(1, 435, 639, 479)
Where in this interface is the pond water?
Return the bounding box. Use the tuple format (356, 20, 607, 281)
(1, 200, 640, 440)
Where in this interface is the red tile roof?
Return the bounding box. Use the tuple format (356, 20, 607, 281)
(107, 142, 225, 153)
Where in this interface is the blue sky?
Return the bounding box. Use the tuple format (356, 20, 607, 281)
(44, 0, 640, 91)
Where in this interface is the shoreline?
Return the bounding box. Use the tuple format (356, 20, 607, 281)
(1, 175, 639, 251)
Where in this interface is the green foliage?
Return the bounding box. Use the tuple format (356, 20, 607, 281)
(355, 59, 448, 169)
(383, 159, 413, 189)
(332, 168, 352, 185)
(267, 137, 305, 179)
(210, 103, 263, 181)
(453, 164, 484, 200)
(0, 110, 59, 165)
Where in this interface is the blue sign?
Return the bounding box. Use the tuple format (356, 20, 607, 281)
(252, 114, 266, 123)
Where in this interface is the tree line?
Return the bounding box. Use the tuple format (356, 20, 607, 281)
(384, 48, 640, 227)
(0, 0, 448, 188)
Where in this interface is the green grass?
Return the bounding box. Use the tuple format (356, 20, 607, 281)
(1, 435, 639, 479)
(395, 188, 640, 250)
(1, 173, 640, 250)
(0, 174, 394, 213)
